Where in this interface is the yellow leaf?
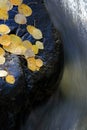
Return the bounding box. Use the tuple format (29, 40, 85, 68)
(14, 13, 27, 24)
(27, 25, 43, 39)
(0, 34, 11, 46)
(0, 24, 10, 35)
(0, 56, 5, 65)
(13, 45, 27, 55)
(32, 45, 39, 54)
(18, 4, 32, 17)
(10, 34, 22, 44)
(9, 0, 23, 6)
(22, 40, 32, 49)
(5, 74, 15, 84)
(0, 47, 5, 56)
(27, 57, 37, 71)
(3, 34, 22, 53)
(36, 41, 44, 49)
(0, 8, 8, 20)
(36, 59, 43, 67)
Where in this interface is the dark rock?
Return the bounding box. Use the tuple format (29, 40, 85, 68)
(0, 0, 63, 129)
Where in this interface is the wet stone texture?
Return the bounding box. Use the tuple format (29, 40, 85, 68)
(0, 0, 63, 130)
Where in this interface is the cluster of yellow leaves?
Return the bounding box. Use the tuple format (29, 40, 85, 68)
(14, 2, 32, 24)
(0, 0, 32, 24)
(27, 57, 43, 71)
(0, 0, 44, 84)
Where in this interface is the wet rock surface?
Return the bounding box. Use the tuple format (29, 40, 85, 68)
(0, 0, 63, 129)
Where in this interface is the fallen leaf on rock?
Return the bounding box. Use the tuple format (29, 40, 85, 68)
(32, 45, 39, 54)
(18, 4, 32, 17)
(0, 56, 5, 65)
(36, 58, 43, 67)
(36, 41, 44, 49)
(27, 25, 43, 39)
(9, 0, 23, 6)
(0, 47, 5, 56)
(5, 74, 15, 84)
(0, 24, 10, 35)
(3, 34, 22, 53)
(0, 34, 11, 46)
(27, 57, 37, 71)
(0, 8, 8, 20)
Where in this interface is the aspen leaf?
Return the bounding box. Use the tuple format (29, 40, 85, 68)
(9, 0, 23, 6)
(0, 8, 8, 20)
(3, 34, 22, 53)
(36, 59, 43, 67)
(5, 74, 15, 84)
(36, 41, 44, 49)
(32, 45, 39, 54)
(27, 25, 43, 39)
(14, 13, 27, 24)
(0, 56, 5, 65)
(27, 57, 37, 71)
(18, 4, 32, 17)
(0, 24, 10, 35)
(0, 47, 5, 56)
(0, 35, 11, 46)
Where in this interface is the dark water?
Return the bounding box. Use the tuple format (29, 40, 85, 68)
(21, 0, 87, 130)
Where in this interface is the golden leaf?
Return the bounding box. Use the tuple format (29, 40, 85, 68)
(36, 41, 44, 49)
(27, 25, 43, 39)
(0, 47, 5, 56)
(0, 8, 8, 20)
(32, 45, 39, 54)
(9, 0, 23, 6)
(27, 57, 37, 71)
(0, 56, 5, 65)
(36, 59, 43, 67)
(5, 74, 15, 84)
(3, 34, 22, 53)
(0, 34, 11, 46)
(18, 4, 32, 17)
(0, 24, 10, 35)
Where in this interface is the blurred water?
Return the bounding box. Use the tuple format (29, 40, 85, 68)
(45, 0, 87, 104)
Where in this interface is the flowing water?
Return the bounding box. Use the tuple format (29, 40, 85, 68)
(22, 0, 87, 130)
